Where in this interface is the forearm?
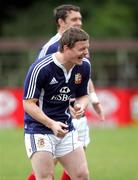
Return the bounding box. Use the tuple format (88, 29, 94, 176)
(88, 79, 105, 120)
(23, 99, 54, 129)
(92, 102, 102, 115)
(93, 102, 105, 120)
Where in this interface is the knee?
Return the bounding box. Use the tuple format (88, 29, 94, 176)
(36, 170, 54, 180)
(77, 169, 89, 180)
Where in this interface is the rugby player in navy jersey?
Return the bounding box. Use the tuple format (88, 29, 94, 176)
(28, 4, 105, 180)
(24, 27, 90, 180)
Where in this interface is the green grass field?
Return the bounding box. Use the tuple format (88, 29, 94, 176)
(0, 125, 138, 180)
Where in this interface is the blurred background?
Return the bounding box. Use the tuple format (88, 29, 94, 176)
(0, 0, 138, 179)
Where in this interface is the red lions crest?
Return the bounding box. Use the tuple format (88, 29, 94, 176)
(75, 73, 82, 84)
(37, 138, 45, 148)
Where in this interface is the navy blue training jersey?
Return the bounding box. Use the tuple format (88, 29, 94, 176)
(24, 54, 91, 134)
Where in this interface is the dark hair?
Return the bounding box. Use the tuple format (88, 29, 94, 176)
(54, 4, 80, 26)
(59, 27, 89, 52)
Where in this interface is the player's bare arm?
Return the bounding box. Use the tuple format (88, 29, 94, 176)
(23, 99, 69, 137)
(88, 79, 105, 121)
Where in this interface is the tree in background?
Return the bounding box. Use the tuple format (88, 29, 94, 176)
(0, 0, 138, 39)
(84, 1, 135, 38)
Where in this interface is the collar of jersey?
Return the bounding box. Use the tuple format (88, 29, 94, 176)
(56, 32, 62, 39)
(52, 54, 75, 70)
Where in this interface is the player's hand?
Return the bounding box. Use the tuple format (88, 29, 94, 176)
(51, 121, 69, 138)
(74, 103, 84, 119)
(73, 103, 84, 119)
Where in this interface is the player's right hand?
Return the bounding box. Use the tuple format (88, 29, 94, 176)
(51, 121, 69, 138)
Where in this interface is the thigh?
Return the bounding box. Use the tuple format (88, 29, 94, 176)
(31, 151, 54, 178)
(25, 133, 57, 179)
(58, 146, 88, 179)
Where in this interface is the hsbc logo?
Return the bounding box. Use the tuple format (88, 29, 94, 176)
(51, 86, 71, 101)
(60, 87, 70, 94)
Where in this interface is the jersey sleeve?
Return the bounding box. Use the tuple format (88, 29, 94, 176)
(75, 60, 91, 98)
(37, 41, 59, 59)
(23, 64, 46, 100)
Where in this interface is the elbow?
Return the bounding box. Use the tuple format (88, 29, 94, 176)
(23, 99, 28, 111)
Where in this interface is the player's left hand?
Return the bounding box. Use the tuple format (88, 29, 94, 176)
(70, 103, 84, 119)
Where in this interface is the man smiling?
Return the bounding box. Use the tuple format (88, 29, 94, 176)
(24, 27, 90, 180)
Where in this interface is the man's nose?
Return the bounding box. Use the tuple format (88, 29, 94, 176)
(77, 19, 82, 27)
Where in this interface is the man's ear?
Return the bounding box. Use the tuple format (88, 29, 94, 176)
(63, 45, 69, 51)
(58, 18, 65, 27)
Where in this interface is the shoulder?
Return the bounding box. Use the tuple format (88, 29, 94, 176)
(31, 54, 54, 72)
(38, 33, 61, 58)
(43, 33, 61, 49)
(82, 58, 91, 66)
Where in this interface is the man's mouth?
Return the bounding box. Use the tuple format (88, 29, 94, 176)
(78, 55, 84, 60)
(78, 57, 82, 60)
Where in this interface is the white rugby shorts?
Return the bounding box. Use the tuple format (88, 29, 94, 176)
(72, 116, 90, 148)
(24, 130, 82, 158)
